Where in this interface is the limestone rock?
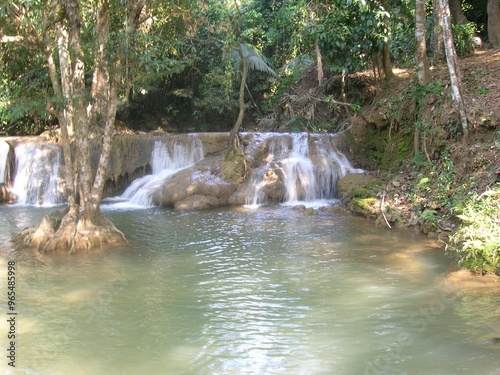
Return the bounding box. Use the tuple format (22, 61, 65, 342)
(152, 155, 237, 210)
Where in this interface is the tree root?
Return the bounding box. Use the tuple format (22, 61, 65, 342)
(13, 208, 127, 254)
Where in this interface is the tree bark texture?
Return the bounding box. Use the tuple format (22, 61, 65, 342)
(449, 0, 468, 25)
(488, 0, 500, 47)
(431, 0, 445, 62)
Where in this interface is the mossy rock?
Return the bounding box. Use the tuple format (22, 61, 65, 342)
(221, 147, 248, 184)
(349, 197, 380, 218)
(352, 187, 373, 199)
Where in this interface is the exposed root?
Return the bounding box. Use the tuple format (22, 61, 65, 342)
(13, 208, 127, 254)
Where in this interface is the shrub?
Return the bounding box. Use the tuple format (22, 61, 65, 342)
(447, 186, 500, 275)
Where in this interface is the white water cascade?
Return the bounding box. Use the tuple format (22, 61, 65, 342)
(245, 133, 363, 207)
(113, 136, 204, 208)
(10, 142, 65, 206)
(0, 140, 10, 184)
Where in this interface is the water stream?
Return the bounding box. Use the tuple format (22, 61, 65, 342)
(115, 137, 204, 208)
(0, 205, 499, 375)
(10, 142, 65, 206)
(0, 140, 10, 184)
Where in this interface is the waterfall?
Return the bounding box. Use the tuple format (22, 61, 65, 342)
(10, 142, 65, 206)
(0, 140, 11, 184)
(112, 136, 204, 208)
(245, 133, 362, 207)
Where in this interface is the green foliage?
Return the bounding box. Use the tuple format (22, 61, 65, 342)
(389, 2, 415, 66)
(0, 31, 54, 135)
(448, 187, 500, 275)
(308, 0, 390, 74)
(192, 67, 238, 123)
(451, 22, 477, 57)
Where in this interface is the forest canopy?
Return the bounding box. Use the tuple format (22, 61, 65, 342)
(0, 0, 498, 135)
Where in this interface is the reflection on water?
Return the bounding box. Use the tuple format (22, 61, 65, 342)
(0, 205, 499, 375)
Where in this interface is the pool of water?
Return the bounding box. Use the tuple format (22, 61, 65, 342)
(0, 205, 499, 374)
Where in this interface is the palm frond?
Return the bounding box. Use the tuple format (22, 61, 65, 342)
(232, 43, 276, 76)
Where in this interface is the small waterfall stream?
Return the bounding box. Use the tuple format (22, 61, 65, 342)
(0, 140, 11, 184)
(245, 133, 363, 207)
(3, 132, 361, 208)
(112, 136, 205, 208)
(10, 142, 65, 206)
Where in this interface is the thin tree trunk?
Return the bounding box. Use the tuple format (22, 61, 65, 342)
(439, 0, 469, 138)
(416, 0, 431, 85)
(380, 0, 394, 80)
(315, 42, 324, 86)
(381, 44, 394, 80)
(229, 43, 248, 150)
(89, 0, 111, 127)
(415, 0, 431, 156)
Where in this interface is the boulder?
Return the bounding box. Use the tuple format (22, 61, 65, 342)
(0, 183, 14, 204)
(151, 155, 237, 210)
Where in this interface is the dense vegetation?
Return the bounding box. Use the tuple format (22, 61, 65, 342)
(3, 0, 497, 135)
(1, 0, 499, 272)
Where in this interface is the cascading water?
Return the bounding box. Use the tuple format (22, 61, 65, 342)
(113, 136, 204, 208)
(245, 133, 362, 207)
(0, 140, 11, 184)
(10, 142, 65, 206)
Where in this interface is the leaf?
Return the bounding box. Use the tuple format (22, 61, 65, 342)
(232, 43, 276, 76)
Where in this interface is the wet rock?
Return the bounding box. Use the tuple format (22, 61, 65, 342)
(152, 155, 237, 210)
(293, 205, 306, 211)
(174, 195, 220, 211)
(303, 207, 318, 216)
(0, 183, 14, 203)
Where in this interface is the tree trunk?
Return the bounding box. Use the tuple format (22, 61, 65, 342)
(380, 0, 394, 80)
(416, 0, 431, 85)
(488, 0, 500, 47)
(381, 44, 394, 80)
(449, 0, 468, 25)
(315, 42, 324, 86)
(13, 0, 141, 253)
(228, 43, 248, 151)
(431, 0, 445, 62)
(439, 0, 469, 138)
(415, 0, 431, 156)
(89, 0, 111, 128)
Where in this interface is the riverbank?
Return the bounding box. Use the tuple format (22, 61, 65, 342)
(339, 48, 500, 276)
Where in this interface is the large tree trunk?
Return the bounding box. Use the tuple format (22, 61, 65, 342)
(488, 0, 500, 47)
(449, 0, 468, 25)
(13, 0, 142, 253)
(439, 0, 469, 139)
